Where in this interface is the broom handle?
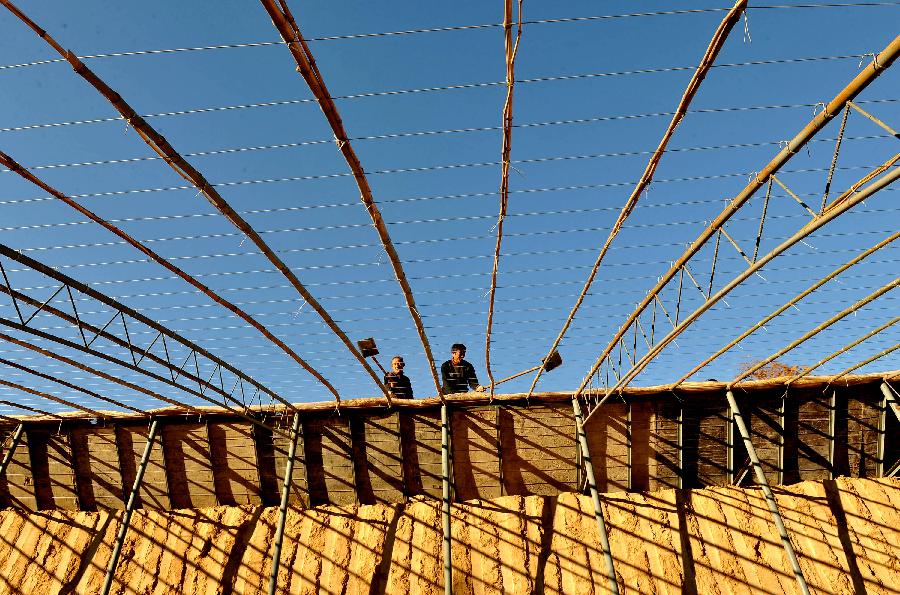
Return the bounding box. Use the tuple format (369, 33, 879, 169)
(371, 356, 388, 375)
(491, 364, 543, 387)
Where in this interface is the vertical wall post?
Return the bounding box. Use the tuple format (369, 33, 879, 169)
(0, 424, 25, 478)
(268, 412, 302, 595)
(677, 404, 684, 489)
(101, 417, 159, 595)
(626, 403, 633, 491)
(778, 392, 786, 485)
(441, 403, 452, 595)
(726, 391, 811, 595)
(878, 382, 900, 477)
(572, 395, 620, 595)
(726, 402, 735, 484)
(828, 388, 837, 479)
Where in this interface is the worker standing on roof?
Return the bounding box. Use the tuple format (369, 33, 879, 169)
(384, 355, 414, 398)
(441, 343, 485, 394)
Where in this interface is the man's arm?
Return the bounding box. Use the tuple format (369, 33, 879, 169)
(466, 362, 484, 392)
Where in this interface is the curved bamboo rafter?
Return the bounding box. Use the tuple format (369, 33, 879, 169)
(671, 229, 900, 388)
(729, 277, 898, 386)
(0, 243, 286, 411)
(485, 0, 524, 396)
(0, 323, 292, 439)
(0, 377, 103, 418)
(526, 0, 748, 398)
(259, 0, 441, 399)
(575, 34, 900, 410)
(0, 149, 342, 404)
(0, 356, 144, 415)
(0, 0, 385, 402)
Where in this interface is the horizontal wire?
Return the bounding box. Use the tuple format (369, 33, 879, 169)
(2, 3, 896, 71)
(3, 130, 895, 208)
(0, 56, 888, 136)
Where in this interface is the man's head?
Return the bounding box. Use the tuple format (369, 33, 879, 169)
(450, 343, 466, 364)
(391, 356, 405, 373)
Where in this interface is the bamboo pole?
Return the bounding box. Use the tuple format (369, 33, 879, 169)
(572, 395, 620, 594)
(0, 424, 24, 479)
(527, 0, 748, 398)
(827, 342, 900, 387)
(726, 390, 811, 595)
(258, 0, 438, 399)
(267, 412, 302, 595)
(0, 378, 103, 418)
(575, 34, 900, 403)
(0, 0, 385, 401)
(486, 0, 524, 394)
(100, 417, 159, 595)
(593, 154, 900, 409)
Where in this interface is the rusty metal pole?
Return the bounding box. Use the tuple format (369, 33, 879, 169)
(0, 424, 24, 478)
(441, 403, 452, 595)
(268, 412, 302, 595)
(101, 417, 159, 595)
(725, 391, 810, 595)
(572, 395, 620, 594)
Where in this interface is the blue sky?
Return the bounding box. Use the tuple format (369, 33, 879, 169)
(0, 1, 898, 412)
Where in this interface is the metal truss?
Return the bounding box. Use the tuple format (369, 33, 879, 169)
(577, 34, 900, 421)
(0, 244, 286, 413)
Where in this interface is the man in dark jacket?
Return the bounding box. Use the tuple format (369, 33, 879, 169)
(384, 355, 414, 398)
(440, 343, 484, 394)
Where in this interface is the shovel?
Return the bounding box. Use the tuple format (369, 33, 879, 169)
(357, 337, 388, 375)
(490, 350, 563, 388)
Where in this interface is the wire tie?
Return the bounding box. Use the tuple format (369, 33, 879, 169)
(858, 52, 877, 69)
(742, 9, 752, 43)
(813, 102, 826, 116)
(510, 164, 525, 177)
(799, 239, 817, 250)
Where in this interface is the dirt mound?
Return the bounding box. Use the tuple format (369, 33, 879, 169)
(0, 477, 898, 593)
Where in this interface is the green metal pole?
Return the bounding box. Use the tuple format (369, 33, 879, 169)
(101, 418, 159, 595)
(572, 396, 620, 594)
(268, 412, 302, 595)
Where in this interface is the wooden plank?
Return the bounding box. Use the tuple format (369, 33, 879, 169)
(584, 402, 630, 493)
(793, 389, 831, 482)
(648, 396, 680, 491)
(71, 425, 124, 510)
(208, 421, 261, 505)
(353, 412, 404, 504)
(748, 390, 783, 485)
(117, 423, 170, 509)
(401, 409, 442, 499)
(304, 415, 356, 505)
(847, 385, 882, 477)
(451, 406, 500, 501)
(27, 427, 79, 510)
(500, 403, 577, 496)
(161, 422, 217, 508)
(272, 414, 309, 507)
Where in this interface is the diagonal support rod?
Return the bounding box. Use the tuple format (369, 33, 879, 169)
(572, 395, 620, 594)
(441, 402, 453, 595)
(726, 390, 811, 595)
(100, 417, 159, 595)
(267, 412, 302, 595)
(0, 424, 25, 479)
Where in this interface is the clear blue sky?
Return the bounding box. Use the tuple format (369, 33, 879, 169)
(0, 1, 898, 412)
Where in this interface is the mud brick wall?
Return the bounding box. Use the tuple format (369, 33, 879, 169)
(208, 421, 261, 505)
(499, 403, 577, 496)
(304, 415, 356, 506)
(353, 412, 404, 504)
(0, 380, 893, 513)
(71, 425, 123, 510)
(118, 424, 170, 509)
(585, 402, 630, 493)
(452, 407, 501, 501)
(401, 409, 442, 499)
(272, 415, 309, 507)
(162, 422, 217, 508)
